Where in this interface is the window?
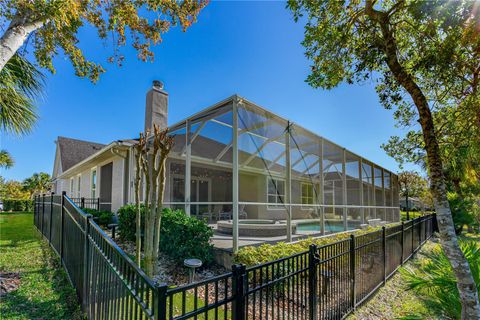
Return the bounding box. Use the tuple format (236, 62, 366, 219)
(267, 177, 285, 208)
(91, 169, 97, 198)
(70, 178, 74, 196)
(301, 183, 314, 205)
(77, 175, 81, 198)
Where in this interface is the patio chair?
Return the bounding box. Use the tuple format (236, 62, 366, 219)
(218, 204, 247, 220)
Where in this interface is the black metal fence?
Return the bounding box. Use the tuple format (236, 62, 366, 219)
(34, 194, 436, 320)
(69, 197, 100, 210)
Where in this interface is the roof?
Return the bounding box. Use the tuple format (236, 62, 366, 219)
(57, 136, 106, 172)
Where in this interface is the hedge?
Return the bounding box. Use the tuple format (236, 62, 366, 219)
(234, 225, 393, 266)
(2, 199, 34, 212)
(117, 204, 145, 241)
(117, 205, 214, 265)
(82, 208, 114, 227)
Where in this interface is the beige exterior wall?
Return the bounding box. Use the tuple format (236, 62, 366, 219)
(58, 154, 127, 213)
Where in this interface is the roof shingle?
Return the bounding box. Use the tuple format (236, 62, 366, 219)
(57, 136, 105, 172)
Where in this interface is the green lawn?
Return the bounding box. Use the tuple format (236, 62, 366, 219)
(0, 212, 83, 319)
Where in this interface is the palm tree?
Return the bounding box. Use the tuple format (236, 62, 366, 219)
(0, 149, 14, 169)
(0, 53, 44, 136)
(22, 172, 51, 197)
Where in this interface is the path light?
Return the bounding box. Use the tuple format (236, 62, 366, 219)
(184, 258, 202, 283)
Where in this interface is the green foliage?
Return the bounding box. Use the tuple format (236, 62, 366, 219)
(117, 205, 214, 264)
(22, 172, 51, 196)
(402, 240, 480, 319)
(448, 193, 478, 234)
(117, 203, 145, 241)
(82, 208, 114, 227)
(2, 199, 33, 212)
(0, 179, 30, 199)
(0, 54, 43, 136)
(1, 0, 207, 82)
(0, 149, 14, 169)
(235, 225, 383, 266)
(159, 208, 214, 265)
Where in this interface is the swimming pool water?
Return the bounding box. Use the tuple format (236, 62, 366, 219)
(296, 223, 355, 233)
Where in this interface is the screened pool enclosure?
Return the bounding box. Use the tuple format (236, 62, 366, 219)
(162, 95, 400, 252)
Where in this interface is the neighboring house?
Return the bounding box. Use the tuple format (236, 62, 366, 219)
(53, 81, 400, 242)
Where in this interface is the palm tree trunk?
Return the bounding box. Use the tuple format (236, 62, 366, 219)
(0, 16, 44, 72)
(365, 4, 480, 318)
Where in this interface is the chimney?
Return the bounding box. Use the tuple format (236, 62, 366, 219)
(145, 80, 168, 133)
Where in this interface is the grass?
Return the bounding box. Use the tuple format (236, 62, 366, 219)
(0, 212, 83, 319)
(348, 241, 441, 320)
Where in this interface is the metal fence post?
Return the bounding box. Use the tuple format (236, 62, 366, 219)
(411, 220, 415, 255)
(400, 222, 405, 265)
(60, 191, 66, 261)
(154, 283, 168, 320)
(41, 194, 45, 235)
(81, 197, 85, 209)
(433, 213, 438, 233)
(33, 195, 37, 227)
(49, 192, 54, 242)
(350, 235, 356, 311)
(232, 264, 246, 320)
(382, 226, 386, 285)
(83, 214, 92, 311)
(97, 198, 100, 211)
(308, 244, 318, 320)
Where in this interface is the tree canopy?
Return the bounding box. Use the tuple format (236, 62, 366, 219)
(0, 0, 207, 81)
(0, 150, 14, 169)
(22, 172, 51, 196)
(0, 53, 44, 136)
(288, 0, 480, 316)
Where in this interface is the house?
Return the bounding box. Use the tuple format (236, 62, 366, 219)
(52, 81, 400, 251)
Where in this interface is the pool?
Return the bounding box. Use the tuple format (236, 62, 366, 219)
(296, 222, 356, 233)
(217, 219, 296, 237)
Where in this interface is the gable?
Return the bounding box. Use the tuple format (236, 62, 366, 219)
(57, 136, 106, 172)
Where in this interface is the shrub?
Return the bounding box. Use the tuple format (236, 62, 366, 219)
(82, 208, 114, 227)
(159, 208, 214, 265)
(117, 205, 214, 265)
(401, 239, 480, 319)
(2, 199, 34, 212)
(117, 204, 145, 241)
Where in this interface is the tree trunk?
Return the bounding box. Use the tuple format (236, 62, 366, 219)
(0, 16, 44, 72)
(365, 4, 480, 318)
(153, 153, 168, 275)
(134, 149, 142, 266)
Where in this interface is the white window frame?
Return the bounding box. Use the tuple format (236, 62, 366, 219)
(70, 178, 74, 197)
(266, 177, 285, 210)
(77, 175, 81, 198)
(91, 168, 97, 198)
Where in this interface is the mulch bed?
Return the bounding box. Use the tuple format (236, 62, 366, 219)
(112, 237, 227, 286)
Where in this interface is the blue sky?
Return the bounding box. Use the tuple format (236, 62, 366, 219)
(1, 1, 416, 181)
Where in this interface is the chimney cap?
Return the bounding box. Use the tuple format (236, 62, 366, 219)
(152, 80, 164, 90)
